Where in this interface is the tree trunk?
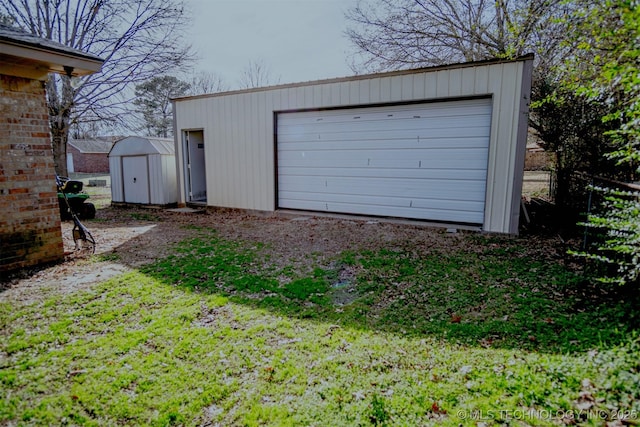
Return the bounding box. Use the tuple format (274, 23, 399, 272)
(50, 124, 69, 178)
(46, 74, 73, 178)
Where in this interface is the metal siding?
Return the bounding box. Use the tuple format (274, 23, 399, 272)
(234, 94, 246, 208)
(231, 94, 243, 207)
(484, 64, 503, 231)
(173, 58, 531, 233)
(359, 79, 370, 104)
(461, 67, 476, 95)
(277, 99, 492, 224)
(220, 95, 232, 206)
(109, 156, 123, 202)
(436, 70, 449, 97)
(390, 76, 403, 102)
(247, 93, 258, 207)
(413, 74, 426, 98)
(474, 66, 490, 95)
(339, 81, 350, 105)
(264, 92, 275, 209)
(369, 78, 381, 103)
(380, 77, 392, 101)
(510, 61, 532, 233)
(401, 75, 413, 100)
(330, 82, 340, 105)
(448, 68, 463, 97)
(314, 85, 332, 105)
(349, 80, 359, 104)
(425, 73, 437, 98)
(480, 62, 526, 233)
(148, 155, 160, 204)
(498, 64, 520, 230)
(162, 155, 178, 204)
(486, 64, 515, 233)
(304, 86, 314, 108)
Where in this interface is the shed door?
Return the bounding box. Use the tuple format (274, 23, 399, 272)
(277, 98, 492, 224)
(122, 156, 150, 204)
(183, 130, 207, 202)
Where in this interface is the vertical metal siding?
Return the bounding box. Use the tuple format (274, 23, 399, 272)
(109, 156, 123, 202)
(148, 154, 177, 205)
(174, 58, 532, 233)
(510, 60, 534, 234)
(161, 155, 178, 204)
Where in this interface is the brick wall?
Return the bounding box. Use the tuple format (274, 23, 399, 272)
(68, 144, 109, 173)
(0, 75, 64, 273)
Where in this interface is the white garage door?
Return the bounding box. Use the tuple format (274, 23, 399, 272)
(277, 98, 492, 224)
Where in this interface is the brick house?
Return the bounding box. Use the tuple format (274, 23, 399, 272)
(68, 138, 116, 174)
(0, 24, 103, 273)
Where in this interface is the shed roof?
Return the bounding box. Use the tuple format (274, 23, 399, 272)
(108, 136, 175, 157)
(69, 138, 115, 154)
(0, 23, 103, 80)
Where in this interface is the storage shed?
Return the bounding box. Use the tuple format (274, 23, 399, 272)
(108, 136, 177, 205)
(173, 55, 533, 234)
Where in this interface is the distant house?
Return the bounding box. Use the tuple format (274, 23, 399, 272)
(0, 23, 103, 273)
(524, 132, 553, 171)
(67, 137, 117, 174)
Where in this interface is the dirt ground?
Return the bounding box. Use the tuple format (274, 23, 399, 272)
(1, 176, 563, 307)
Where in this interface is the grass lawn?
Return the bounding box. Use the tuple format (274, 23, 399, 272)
(1, 227, 639, 426)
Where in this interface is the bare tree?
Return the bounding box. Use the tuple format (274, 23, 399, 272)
(345, 0, 568, 74)
(1, 0, 193, 176)
(346, 0, 599, 207)
(188, 71, 228, 95)
(238, 59, 281, 89)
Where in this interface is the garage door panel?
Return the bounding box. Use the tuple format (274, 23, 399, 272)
(278, 115, 491, 136)
(279, 198, 484, 224)
(279, 126, 491, 143)
(279, 148, 488, 170)
(278, 99, 493, 126)
(280, 191, 485, 213)
(277, 98, 491, 225)
(279, 166, 487, 181)
(278, 137, 490, 152)
(279, 177, 486, 200)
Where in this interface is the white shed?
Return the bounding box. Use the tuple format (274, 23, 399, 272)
(108, 136, 177, 206)
(173, 55, 533, 234)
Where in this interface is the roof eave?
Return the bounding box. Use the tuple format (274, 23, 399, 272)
(0, 40, 103, 79)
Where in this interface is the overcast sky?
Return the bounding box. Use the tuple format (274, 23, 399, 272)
(186, 0, 359, 88)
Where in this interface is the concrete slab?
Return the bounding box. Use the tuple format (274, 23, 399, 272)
(166, 207, 205, 214)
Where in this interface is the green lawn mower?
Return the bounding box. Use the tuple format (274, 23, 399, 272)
(56, 175, 96, 253)
(56, 176, 96, 220)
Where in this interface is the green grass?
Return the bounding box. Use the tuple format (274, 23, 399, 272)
(82, 185, 112, 210)
(1, 230, 638, 426)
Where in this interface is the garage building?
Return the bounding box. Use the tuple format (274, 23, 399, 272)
(172, 55, 533, 234)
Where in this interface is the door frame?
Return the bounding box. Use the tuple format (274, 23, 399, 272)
(182, 129, 206, 203)
(121, 155, 150, 204)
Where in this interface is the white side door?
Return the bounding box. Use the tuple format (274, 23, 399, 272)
(122, 156, 150, 204)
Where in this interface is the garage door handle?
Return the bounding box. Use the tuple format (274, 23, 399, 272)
(133, 177, 137, 183)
